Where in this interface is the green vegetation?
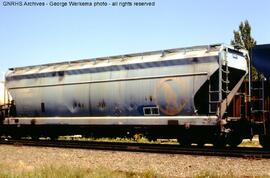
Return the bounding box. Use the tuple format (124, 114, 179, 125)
(55, 135, 263, 148)
(195, 170, 234, 178)
(59, 135, 262, 147)
(231, 20, 256, 51)
(7, 133, 263, 148)
(58, 135, 179, 145)
(7, 132, 263, 148)
(0, 165, 162, 178)
(231, 20, 259, 80)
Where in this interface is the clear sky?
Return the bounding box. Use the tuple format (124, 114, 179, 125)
(0, 0, 270, 79)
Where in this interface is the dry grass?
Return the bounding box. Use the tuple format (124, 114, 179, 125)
(1, 144, 270, 178)
(194, 170, 234, 178)
(0, 165, 162, 178)
(1, 165, 268, 178)
(60, 135, 262, 148)
(58, 135, 179, 145)
(194, 171, 270, 178)
(239, 135, 262, 148)
(1, 164, 259, 178)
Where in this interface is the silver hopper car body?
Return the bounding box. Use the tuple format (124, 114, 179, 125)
(1, 44, 249, 145)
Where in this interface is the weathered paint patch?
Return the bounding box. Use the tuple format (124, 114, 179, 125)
(155, 78, 189, 116)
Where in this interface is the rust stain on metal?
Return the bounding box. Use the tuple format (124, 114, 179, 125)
(31, 119, 36, 125)
(73, 101, 85, 109)
(97, 100, 106, 110)
(167, 120, 179, 125)
(184, 122, 190, 129)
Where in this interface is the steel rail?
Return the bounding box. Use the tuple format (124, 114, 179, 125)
(0, 139, 269, 158)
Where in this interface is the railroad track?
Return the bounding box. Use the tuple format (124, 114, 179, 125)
(0, 139, 269, 158)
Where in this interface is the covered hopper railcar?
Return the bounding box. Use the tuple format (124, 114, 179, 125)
(0, 44, 250, 146)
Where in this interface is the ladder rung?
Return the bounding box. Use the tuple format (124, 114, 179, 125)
(236, 92, 245, 95)
(209, 101, 220, 104)
(252, 110, 267, 113)
(254, 121, 264, 124)
(221, 69, 229, 74)
(252, 98, 264, 101)
(252, 88, 263, 90)
(222, 89, 230, 93)
(209, 90, 219, 93)
(222, 79, 230, 84)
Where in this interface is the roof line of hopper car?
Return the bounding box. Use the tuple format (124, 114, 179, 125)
(8, 44, 223, 71)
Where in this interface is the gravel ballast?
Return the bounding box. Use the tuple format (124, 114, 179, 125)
(0, 145, 270, 177)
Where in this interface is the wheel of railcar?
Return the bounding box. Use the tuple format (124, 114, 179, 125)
(177, 137, 191, 147)
(11, 134, 21, 140)
(196, 141, 205, 147)
(259, 134, 270, 149)
(213, 134, 227, 148)
(227, 132, 243, 147)
(49, 135, 58, 140)
(147, 137, 157, 142)
(31, 135, 40, 140)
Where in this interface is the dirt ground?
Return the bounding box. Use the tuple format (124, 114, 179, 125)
(0, 145, 270, 177)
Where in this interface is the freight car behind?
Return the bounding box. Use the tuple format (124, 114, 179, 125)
(0, 82, 4, 106)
